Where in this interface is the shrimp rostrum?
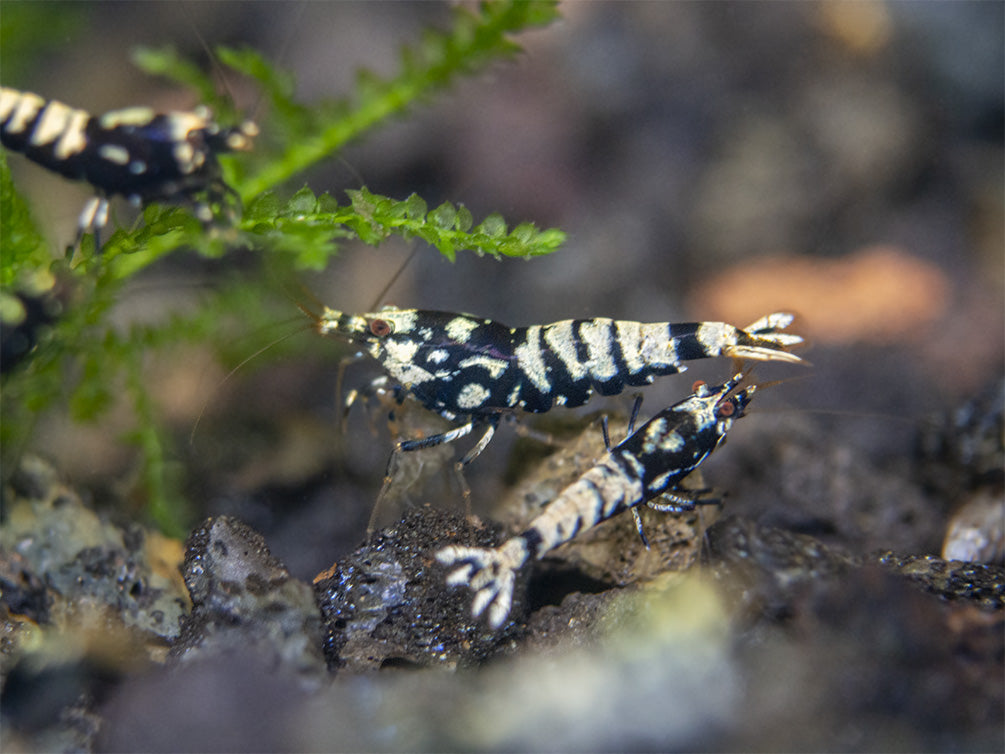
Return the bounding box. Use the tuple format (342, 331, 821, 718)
(436, 372, 755, 628)
(318, 306, 800, 467)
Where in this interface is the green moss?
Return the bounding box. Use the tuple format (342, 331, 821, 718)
(0, 1, 565, 535)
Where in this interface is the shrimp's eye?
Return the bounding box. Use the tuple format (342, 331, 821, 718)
(716, 401, 735, 418)
(369, 318, 393, 337)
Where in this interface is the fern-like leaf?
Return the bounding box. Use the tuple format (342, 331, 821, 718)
(240, 0, 560, 200)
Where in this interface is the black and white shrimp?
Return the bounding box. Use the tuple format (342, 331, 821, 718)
(436, 372, 755, 628)
(318, 305, 799, 470)
(0, 86, 257, 243)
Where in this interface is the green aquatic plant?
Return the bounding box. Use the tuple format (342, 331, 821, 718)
(0, 1, 564, 535)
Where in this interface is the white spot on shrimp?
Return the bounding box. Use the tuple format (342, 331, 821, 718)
(642, 418, 671, 454)
(7, 92, 45, 134)
(514, 326, 550, 392)
(578, 320, 618, 381)
(458, 354, 508, 379)
(99, 107, 155, 129)
(377, 309, 417, 333)
(0, 88, 21, 121)
(225, 122, 257, 150)
(619, 450, 645, 478)
(614, 320, 645, 374)
(543, 320, 587, 380)
(165, 111, 209, 141)
(648, 471, 673, 492)
(695, 322, 732, 357)
(657, 430, 685, 454)
(383, 339, 434, 385)
(29, 100, 78, 146)
(99, 144, 130, 165)
(638, 322, 678, 368)
(507, 384, 522, 407)
(457, 383, 491, 410)
(446, 316, 479, 343)
(54, 110, 89, 159)
(173, 142, 197, 172)
(427, 349, 449, 364)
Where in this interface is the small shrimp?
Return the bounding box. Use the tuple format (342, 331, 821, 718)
(435, 373, 755, 628)
(1, 86, 256, 243)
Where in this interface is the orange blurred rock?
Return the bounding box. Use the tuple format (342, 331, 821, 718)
(816, 0, 892, 56)
(688, 245, 950, 345)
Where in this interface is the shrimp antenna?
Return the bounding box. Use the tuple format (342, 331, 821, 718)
(183, 1, 308, 121)
(279, 278, 325, 324)
(334, 154, 367, 189)
(181, 2, 240, 112)
(369, 245, 420, 311)
(189, 322, 312, 445)
(747, 371, 812, 392)
(735, 371, 912, 424)
(249, 0, 308, 120)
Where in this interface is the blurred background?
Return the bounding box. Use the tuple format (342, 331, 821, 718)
(3, 3, 1003, 751)
(3, 0, 1002, 571)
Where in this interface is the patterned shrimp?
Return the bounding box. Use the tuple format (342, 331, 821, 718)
(436, 373, 754, 628)
(318, 306, 798, 471)
(0, 86, 257, 243)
